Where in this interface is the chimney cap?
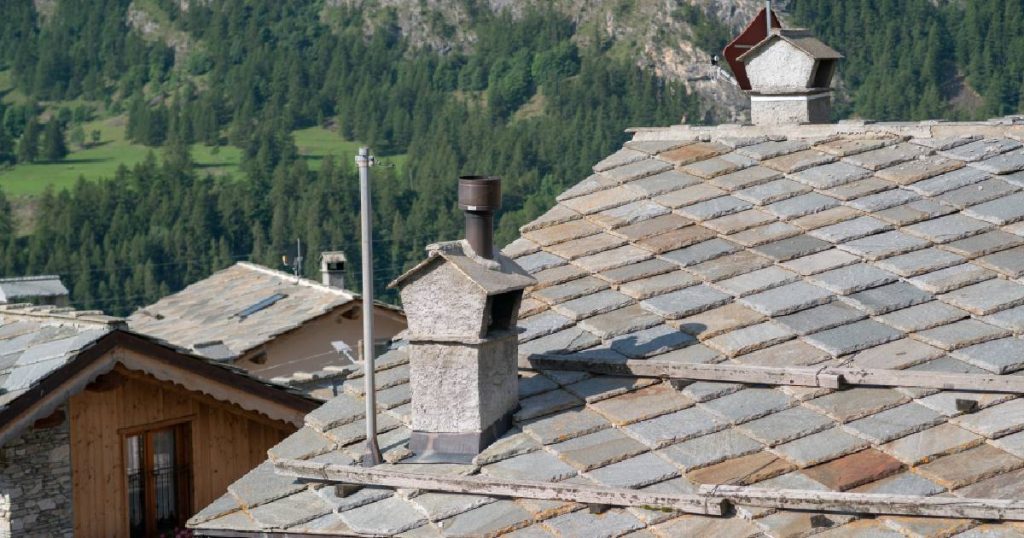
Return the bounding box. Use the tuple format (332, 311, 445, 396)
(388, 240, 535, 294)
(737, 28, 843, 63)
(458, 176, 502, 213)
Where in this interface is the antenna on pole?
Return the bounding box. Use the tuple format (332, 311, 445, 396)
(282, 238, 304, 282)
(356, 147, 382, 467)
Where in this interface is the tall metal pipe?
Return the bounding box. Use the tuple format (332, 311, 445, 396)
(357, 147, 382, 466)
(766, 1, 773, 37)
(458, 176, 502, 259)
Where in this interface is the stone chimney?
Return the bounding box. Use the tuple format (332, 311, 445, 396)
(738, 28, 843, 125)
(390, 177, 535, 462)
(320, 252, 347, 290)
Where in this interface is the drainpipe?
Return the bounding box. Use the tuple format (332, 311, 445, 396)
(357, 147, 382, 466)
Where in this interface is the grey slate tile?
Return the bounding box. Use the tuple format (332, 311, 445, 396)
(964, 192, 1024, 224)
(984, 305, 1024, 332)
(624, 406, 727, 449)
(774, 302, 866, 336)
(909, 165, 990, 196)
(873, 248, 964, 277)
(519, 327, 601, 358)
(874, 198, 956, 226)
(843, 403, 945, 444)
(522, 408, 612, 445)
(913, 319, 1011, 350)
(639, 285, 732, 319)
(617, 271, 700, 300)
(790, 161, 872, 188)
(752, 235, 832, 262)
(806, 388, 909, 422)
(875, 301, 969, 332)
(608, 325, 697, 359)
(840, 231, 930, 260)
(590, 201, 671, 229)
(482, 450, 578, 482)
(727, 222, 802, 247)
(780, 249, 860, 275)
(735, 179, 811, 205)
(629, 170, 700, 197)
(804, 320, 903, 356)
(518, 251, 567, 273)
(844, 143, 928, 171)
(977, 246, 1024, 278)
(542, 509, 644, 538)
(553, 290, 634, 321)
(843, 281, 933, 315)
(810, 216, 892, 244)
(738, 406, 835, 446)
(659, 429, 762, 470)
(578, 304, 663, 339)
(733, 339, 831, 367)
(773, 428, 870, 467)
(705, 322, 795, 357)
(584, 452, 679, 488)
(940, 137, 1023, 162)
(700, 388, 792, 424)
(715, 266, 800, 297)
(808, 264, 898, 295)
(598, 258, 676, 285)
(740, 281, 833, 316)
(737, 139, 811, 160)
(952, 337, 1024, 374)
(339, 496, 427, 535)
(943, 230, 1024, 258)
(514, 389, 584, 422)
(549, 428, 649, 471)
(851, 472, 945, 496)
(904, 214, 993, 243)
(940, 278, 1024, 315)
(952, 399, 1024, 439)
(519, 311, 575, 342)
(600, 158, 674, 184)
(847, 189, 920, 212)
(660, 238, 740, 267)
(911, 263, 995, 294)
(765, 193, 840, 220)
(438, 501, 534, 537)
(677, 196, 751, 222)
(710, 165, 782, 191)
(937, 177, 1020, 209)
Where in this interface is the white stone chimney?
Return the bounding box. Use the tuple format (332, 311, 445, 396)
(320, 252, 347, 290)
(389, 177, 535, 462)
(738, 29, 843, 125)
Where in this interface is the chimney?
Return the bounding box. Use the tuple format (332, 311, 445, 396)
(389, 176, 535, 463)
(320, 251, 347, 290)
(458, 176, 502, 259)
(737, 28, 843, 125)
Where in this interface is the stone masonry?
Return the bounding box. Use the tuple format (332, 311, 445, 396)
(0, 410, 73, 538)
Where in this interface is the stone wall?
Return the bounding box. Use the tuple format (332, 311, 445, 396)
(0, 410, 73, 538)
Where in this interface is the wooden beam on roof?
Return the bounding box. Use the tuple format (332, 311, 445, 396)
(272, 459, 726, 516)
(527, 356, 1024, 393)
(701, 485, 1024, 521)
(274, 459, 1024, 521)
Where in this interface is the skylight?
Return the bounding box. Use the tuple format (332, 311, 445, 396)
(235, 293, 287, 320)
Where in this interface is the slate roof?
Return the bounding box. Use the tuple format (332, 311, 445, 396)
(191, 118, 1024, 537)
(0, 304, 120, 410)
(0, 275, 69, 302)
(128, 262, 357, 361)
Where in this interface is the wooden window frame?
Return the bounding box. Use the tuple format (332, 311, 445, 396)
(123, 421, 194, 537)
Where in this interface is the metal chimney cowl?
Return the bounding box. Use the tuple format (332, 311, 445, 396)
(388, 176, 536, 463)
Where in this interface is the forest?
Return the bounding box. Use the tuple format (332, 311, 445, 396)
(0, 0, 1021, 312)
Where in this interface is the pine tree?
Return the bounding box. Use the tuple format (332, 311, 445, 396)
(16, 118, 40, 164)
(41, 120, 68, 162)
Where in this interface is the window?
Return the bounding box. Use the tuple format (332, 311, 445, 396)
(126, 423, 193, 538)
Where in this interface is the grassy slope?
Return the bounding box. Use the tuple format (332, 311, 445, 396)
(0, 120, 404, 196)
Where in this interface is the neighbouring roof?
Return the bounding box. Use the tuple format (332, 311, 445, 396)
(390, 240, 536, 295)
(738, 28, 844, 63)
(0, 304, 316, 446)
(0, 275, 68, 302)
(129, 262, 359, 361)
(192, 117, 1024, 537)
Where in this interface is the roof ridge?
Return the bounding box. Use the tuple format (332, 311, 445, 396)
(0, 303, 125, 328)
(627, 116, 1024, 143)
(235, 261, 353, 299)
(0, 274, 63, 283)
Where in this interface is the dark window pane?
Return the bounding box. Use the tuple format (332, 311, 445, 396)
(126, 435, 146, 538)
(152, 429, 178, 533)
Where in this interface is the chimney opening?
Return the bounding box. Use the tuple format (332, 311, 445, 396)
(485, 291, 522, 335)
(811, 59, 837, 89)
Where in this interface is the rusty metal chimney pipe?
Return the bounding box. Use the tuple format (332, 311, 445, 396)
(458, 176, 502, 260)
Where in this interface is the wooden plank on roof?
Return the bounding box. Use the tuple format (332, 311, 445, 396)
(528, 356, 1024, 393)
(273, 459, 725, 516)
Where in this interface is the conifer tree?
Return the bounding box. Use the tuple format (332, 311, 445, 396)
(16, 118, 39, 164)
(41, 120, 68, 162)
